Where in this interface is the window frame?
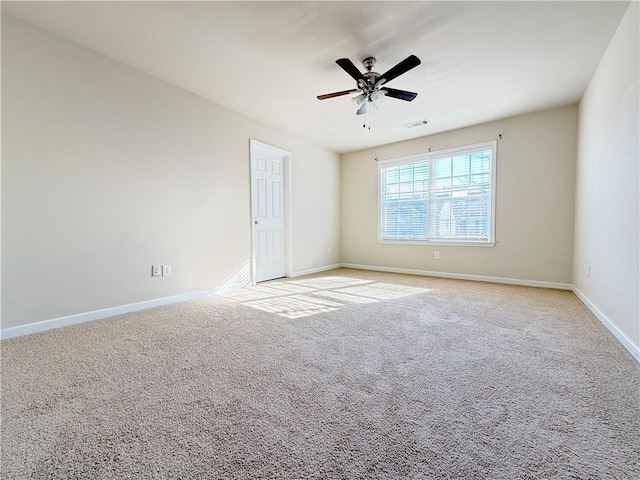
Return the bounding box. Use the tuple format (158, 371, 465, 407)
(377, 140, 497, 246)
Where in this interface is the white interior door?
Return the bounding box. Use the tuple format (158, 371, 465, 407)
(251, 141, 287, 283)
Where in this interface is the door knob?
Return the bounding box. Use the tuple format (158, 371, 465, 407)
(254, 220, 259, 225)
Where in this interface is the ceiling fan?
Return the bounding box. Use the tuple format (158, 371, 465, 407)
(317, 55, 421, 115)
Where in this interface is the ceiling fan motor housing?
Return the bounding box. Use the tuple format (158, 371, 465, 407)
(363, 57, 380, 89)
(358, 57, 380, 97)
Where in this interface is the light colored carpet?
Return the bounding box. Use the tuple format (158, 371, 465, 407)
(1, 268, 639, 479)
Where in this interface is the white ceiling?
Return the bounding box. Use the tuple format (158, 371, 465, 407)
(2, 1, 629, 154)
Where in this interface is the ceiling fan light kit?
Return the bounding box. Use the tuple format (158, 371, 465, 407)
(352, 93, 366, 107)
(317, 54, 421, 126)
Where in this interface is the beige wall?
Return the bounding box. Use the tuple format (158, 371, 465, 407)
(341, 105, 578, 285)
(1, 15, 340, 330)
(574, 2, 639, 358)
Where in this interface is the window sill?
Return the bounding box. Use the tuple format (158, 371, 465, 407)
(378, 240, 496, 247)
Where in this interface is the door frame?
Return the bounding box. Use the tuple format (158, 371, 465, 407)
(249, 139, 293, 285)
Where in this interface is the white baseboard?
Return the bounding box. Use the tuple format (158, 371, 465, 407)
(4, 265, 637, 366)
(572, 287, 640, 363)
(340, 263, 573, 290)
(289, 263, 342, 278)
(0, 281, 251, 340)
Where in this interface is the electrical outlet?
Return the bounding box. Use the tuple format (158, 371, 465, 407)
(328, 247, 331, 255)
(434, 251, 440, 260)
(587, 264, 591, 278)
(151, 265, 161, 277)
(162, 265, 172, 277)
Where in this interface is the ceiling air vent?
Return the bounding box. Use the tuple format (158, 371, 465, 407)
(404, 119, 430, 129)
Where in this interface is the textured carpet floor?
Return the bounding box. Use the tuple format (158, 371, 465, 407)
(1, 268, 639, 479)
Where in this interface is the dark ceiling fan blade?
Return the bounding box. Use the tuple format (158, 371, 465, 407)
(317, 89, 358, 100)
(336, 58, 366, 83)
(376, 55, 421, 86)
(383, 87, 418, 102)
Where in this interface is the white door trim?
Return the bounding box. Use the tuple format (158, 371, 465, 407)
(249, 139, 293, 284)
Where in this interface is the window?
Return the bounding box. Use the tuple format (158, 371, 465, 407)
(379, 141, 496, 245)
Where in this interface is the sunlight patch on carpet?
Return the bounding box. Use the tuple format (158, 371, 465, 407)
(242, 294, 341, 319)
(214, 276, 431, 319)
(287, 277, 373, 289)
(313, 291, 379, 304)
(215, 283, 315, 302)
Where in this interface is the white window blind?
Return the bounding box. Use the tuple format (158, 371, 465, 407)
(379, 141, 496, 244)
